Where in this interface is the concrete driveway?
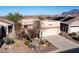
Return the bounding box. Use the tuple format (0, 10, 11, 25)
(43, 35, 79, 53)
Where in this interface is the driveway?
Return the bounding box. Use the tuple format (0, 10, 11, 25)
(43, 35, 79, 53)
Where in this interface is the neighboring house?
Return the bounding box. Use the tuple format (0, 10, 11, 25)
(60, 17, 79, 33)
(19, 17, 60, 37)
(0, 18, 15, 39)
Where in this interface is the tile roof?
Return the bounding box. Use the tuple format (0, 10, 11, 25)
(61, 17, 79, 25)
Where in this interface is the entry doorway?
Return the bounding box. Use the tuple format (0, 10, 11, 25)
(8, 25, 13, 33)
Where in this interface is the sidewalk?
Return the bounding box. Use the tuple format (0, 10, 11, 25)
(43, 35, 79, 53)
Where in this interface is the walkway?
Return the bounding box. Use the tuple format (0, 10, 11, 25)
(43, 35, 79, 53)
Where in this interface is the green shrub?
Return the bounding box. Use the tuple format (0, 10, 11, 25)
(24, 40, 30, 46)
(28, 43, 36, 49)
(71, 32, 77, 37)
(78, 31, 79, 33)
(3, 37, 15, 45)
(15, 42, 20, 47)
(40, 40, 45, 44)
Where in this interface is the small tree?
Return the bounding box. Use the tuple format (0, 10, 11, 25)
(6, 12, 23, 22)
(6, 12, 23, 39)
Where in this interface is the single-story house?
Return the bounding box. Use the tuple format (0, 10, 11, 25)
(19, 17, 60, 37)
(0, 17, 15, 39)
(60, 17, 79, 33)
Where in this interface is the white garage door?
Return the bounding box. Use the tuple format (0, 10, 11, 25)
(42, 28, 59, 37)
(69, 27, 79, 33)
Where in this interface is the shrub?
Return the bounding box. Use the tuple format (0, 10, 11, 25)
(78, 31, 79, 33)
(39, 40, 45, 44)
(71, 32, 77, 37)
(28, 43, 36, 49)
(15, 42, 20, 47)
(3, 37, 15, 45)
(24, 40, 30, 46)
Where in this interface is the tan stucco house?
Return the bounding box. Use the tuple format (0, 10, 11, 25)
(19, 17, 61, 37)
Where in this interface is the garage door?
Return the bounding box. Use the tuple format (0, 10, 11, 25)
(69, 27, 79, 33)
(42, 28, 59, 37)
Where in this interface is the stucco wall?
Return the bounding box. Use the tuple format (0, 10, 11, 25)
(19, 18, 38, 25)
(68, 20, 79, 33)
(41, 20, 60, 36)
(41, 20, 60, 28)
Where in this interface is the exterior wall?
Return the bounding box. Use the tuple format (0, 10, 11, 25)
(68, 26, 79, 33)
(19, 18, 38, 29)
(41, 20, 60, 29)
(41, 20, 60, 37)
(68, 20, 79, 33)
(19, 18, 38, 25)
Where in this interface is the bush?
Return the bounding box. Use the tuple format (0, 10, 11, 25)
(28, 43, 36, 49)
(39, 40, 45, 44)
(71, 32, 77, 37)
(3, 37, 15, 45)
(15, 42, 20, 47)
(78, 31, 79, 33)
(24, 40, 30, 46)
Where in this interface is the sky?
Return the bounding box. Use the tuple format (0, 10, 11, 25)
(0, 6, 79, 16)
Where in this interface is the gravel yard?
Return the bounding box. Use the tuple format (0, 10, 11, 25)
(0, 40, 57, 53)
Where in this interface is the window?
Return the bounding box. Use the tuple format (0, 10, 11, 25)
(8, 26, 12, 33)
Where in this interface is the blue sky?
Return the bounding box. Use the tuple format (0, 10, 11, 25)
(0, 6, 79, 16)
